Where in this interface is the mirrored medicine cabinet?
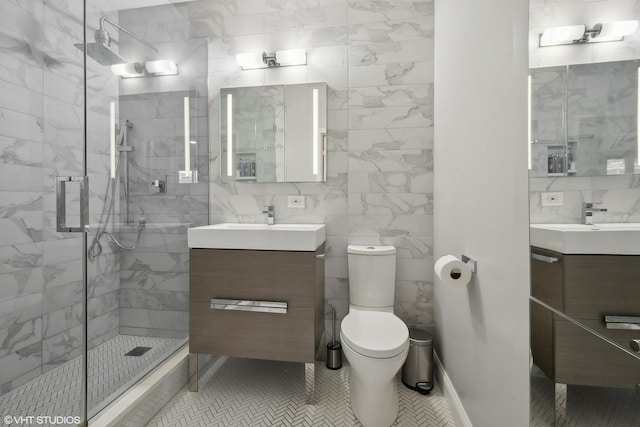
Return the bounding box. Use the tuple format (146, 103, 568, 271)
(529, 59, 639, 178)
(220, 82, 327, 183)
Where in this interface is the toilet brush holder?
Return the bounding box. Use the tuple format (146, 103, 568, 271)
(326, 342, 342, 370)
(326, 304, 342, 370)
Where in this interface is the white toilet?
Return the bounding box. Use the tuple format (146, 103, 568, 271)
(340, 245, 410, 427)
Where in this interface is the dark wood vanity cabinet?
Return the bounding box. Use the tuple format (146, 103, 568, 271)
(189, 245, 325, 363)
(530, 247, 640, 388)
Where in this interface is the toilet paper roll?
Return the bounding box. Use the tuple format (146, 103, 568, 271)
(434, 255, 472, 287)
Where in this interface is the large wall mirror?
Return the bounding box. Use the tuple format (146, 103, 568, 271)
(530, 60, 639, 177)
(220, 82, 327, 183)
(528, 1, 640, 426)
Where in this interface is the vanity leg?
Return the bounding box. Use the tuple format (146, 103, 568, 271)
(189, 353, 198, 392)
(305, 362, 315, 405)
(554, 382, 567, 427)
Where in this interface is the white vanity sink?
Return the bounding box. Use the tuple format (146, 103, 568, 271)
(188, 223, 326, 251)
(530, 223, 640, 255)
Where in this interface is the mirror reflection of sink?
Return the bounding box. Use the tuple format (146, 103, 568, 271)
(187, 223, 326, 251)
(530, 223, 640, 255)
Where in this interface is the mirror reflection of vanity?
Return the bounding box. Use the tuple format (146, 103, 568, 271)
(220, 82, 327, 183)
(528, 1, 640, 425)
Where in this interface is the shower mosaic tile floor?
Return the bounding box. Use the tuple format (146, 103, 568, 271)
(0, 335, 184, 424)
(530, 365, 640, 427)
(146, 357, 455, 427)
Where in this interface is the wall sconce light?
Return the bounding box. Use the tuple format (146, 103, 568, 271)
(145, 59, 178, 75)
(235, 49, 306, 70)
(539, 20, 639, 47)
(111, 62, 144, 78)
(111, 60, 179, 78)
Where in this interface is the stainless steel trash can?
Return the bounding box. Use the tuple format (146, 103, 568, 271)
(401, 328, 433, 395)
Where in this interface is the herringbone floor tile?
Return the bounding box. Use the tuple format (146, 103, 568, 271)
(0, 335, 183, 425)
(530, 365, 640, 426)
(146, 357, 455, 426)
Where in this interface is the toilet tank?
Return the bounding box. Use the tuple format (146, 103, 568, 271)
(347, 245, 396, 308)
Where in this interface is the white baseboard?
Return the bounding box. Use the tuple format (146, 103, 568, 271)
(434, 351, 473, 427)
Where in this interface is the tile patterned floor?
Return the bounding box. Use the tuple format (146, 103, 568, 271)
(0, 335, 184, 424)
(530, 365, 640, 427)
(146, 357, 455, 427)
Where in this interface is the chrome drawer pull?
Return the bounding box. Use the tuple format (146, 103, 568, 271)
(316, 253, 325, 259)
(605, 316, 640, 330)
(531, 253, 559, 263)
(211, 298, 287, 314)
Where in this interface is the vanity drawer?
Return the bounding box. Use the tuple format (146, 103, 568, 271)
(563, 255, 640, 319)
(531, 247, 564, 312)
(189, 248, 317, 307)
(554, 319, 640, 388)
(189, 301, 315, 362)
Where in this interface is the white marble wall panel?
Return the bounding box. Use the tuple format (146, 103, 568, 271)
(530, 174, 640, 223)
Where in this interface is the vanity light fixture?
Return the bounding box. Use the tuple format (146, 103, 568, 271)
(312, 88, 319, 176)
(539, 20, 639, 47)
(226, 93, 233, 177)
(111, 60, 179, 78)
(236, 49, 306, 70)
(527, 75, 532, 170)
(111, 62, 144, 77)
(145, 59, 178, 75)
(184, 96, 190, 173)
(109, 101, 116, 178)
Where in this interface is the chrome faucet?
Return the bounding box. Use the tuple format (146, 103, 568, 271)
(581, 202, 607, 225)
(263, 205, 275, 225)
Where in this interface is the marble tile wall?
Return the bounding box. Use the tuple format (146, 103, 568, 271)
(0, 0, 121, 394)
(117, 4, 209, 338)
(191, 0, 434, 336)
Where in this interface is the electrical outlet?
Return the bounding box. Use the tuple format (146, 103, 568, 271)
(541, 192, 564, 207)
(287, 195, 305, 208)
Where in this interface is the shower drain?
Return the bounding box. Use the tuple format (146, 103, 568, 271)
(125, 346, 152, 357)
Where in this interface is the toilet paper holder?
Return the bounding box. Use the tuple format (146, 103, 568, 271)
(461, 254, 477, 274)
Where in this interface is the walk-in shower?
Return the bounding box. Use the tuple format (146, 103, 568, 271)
(1, 1, 208, 424)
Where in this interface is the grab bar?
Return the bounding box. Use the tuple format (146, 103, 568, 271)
(211, 298, 287, 314)
(605, 316, 640, 330)
(531, 253, 559, 263)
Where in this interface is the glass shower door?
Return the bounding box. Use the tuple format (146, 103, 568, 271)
(0, 0, 88, 425)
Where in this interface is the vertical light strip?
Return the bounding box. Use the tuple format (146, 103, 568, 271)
(227, 93, 233, 177)
(528, 75, 532, 170)
(184, 96, 191, 172)
(109, 101, 116, 178)
(312, 88, 319, 175)
(637, 67, 640, 168)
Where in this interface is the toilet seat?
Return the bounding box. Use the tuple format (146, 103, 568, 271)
(341, 311, 409, 359)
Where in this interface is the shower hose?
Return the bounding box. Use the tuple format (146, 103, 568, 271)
(88, 153, 144, 258)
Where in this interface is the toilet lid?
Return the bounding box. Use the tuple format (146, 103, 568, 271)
(340, 311, 409, 358)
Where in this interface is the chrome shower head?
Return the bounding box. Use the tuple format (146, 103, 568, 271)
(75, 29, 127, 66)
(75, 17, 159, 66)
